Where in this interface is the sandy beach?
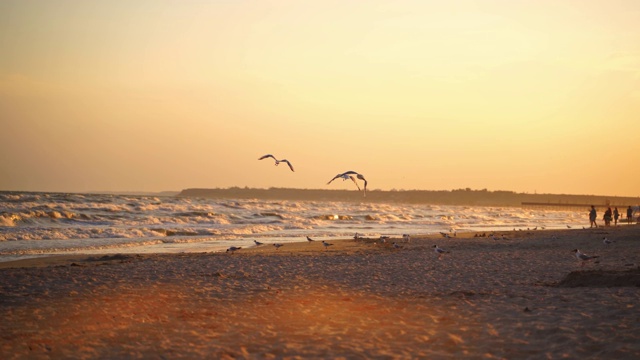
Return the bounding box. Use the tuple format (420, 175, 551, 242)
(1, 226, 639, 359)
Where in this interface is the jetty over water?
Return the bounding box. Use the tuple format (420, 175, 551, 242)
(522, 202, 631, 211)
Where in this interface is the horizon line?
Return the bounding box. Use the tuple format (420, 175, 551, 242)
(1, 187, 639, 199)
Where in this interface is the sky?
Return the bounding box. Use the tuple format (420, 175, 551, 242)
(1, 0, 639, 197)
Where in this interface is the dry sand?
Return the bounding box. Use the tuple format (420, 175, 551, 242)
(1, 226, 639, 359)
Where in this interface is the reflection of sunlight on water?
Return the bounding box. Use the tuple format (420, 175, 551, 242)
(2, 190, 592, 259)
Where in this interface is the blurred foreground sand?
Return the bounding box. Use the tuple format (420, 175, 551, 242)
(1, 226, 639, 358)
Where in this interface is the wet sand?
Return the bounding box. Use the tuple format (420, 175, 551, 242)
(1, 226, 639, 359)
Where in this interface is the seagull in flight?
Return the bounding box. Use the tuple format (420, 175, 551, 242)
(258, 154, 295, 172)
(572, 249, 599, 267)
(327, 171, 368, 196)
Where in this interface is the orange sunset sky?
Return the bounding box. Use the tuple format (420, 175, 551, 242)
(1, 0, 639, 197)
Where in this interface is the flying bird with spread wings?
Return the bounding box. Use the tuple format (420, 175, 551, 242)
(258, 154, 295, 172)
(327, 171, 368, 196)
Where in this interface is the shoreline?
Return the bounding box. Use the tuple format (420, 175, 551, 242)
(1, 225, 636, 269)
(2, 225, 639, 358)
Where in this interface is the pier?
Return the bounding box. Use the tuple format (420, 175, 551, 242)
(521, 202, 631, 211)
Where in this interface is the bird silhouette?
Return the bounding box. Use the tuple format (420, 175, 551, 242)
(327, 171, 368, 196)
(258, 154, 294, 172)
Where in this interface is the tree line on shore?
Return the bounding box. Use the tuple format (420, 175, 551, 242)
(178, 187, 640, 207)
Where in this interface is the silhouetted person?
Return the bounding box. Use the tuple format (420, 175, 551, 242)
(613, 207, 619, 226)
(628, 206, 634, 225)
(603, 207, 612, 227)
(589, 205, 598, 228)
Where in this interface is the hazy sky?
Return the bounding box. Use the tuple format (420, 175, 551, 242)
(1, 0, 639, 197)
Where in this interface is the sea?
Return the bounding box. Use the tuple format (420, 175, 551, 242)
(0, 191, 588, 263)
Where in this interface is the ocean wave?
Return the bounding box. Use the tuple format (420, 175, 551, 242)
(312, 214, 354, 221)
(0, 192, 588, 250)
(0, 239, 166, 256)
(258, 212, 286, 219)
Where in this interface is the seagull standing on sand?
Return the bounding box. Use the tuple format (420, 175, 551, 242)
(226, 246, 242, 253)
(572, 249, 599, 267)
(306, 236, 315, 243)
(258, 154, 295, 172)
(602, 237, 614, 245)
(254, 240, 264, 246)
(433, 245, 449, 259)
(273, 243, 284, 250)
(327, 171, 368, 196)
(393, 242, 403, 249)
(322, 240, 334, 250)
(402, 234, 411, 243)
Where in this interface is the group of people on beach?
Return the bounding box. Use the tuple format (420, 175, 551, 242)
(589, 205, 637, 228)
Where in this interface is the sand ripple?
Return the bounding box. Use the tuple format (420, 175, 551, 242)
(2, 227, 640, 358)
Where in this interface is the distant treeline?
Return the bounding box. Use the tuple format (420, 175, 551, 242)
(177, 187, 640, 207)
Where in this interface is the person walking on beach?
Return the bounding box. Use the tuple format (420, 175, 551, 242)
(603, 207, 612, 227)
(589, 206, 598, 228)
(627, 206, 634, 225)
(613, 207, 620, 226)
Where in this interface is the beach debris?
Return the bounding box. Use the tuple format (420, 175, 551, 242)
(86, 254, 138, 262)
(393, 242, 403, 249)
(572, 249, 599, 267)
(379, 235, 389, 243)
(433, 245, 449, 259)
(258, 154, 294, 172)
(226, 246, 242, 253)
(602, 237, 615, 245)
(524, 307, 532, 313)
(253, 240, 264, 246)
(327, 171, 368, 196)
(322, 240, 334, 250)
(273, 243, 284, 250)
(306, 236, 315, 242)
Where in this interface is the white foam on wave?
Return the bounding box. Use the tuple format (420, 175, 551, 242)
(0, 191, 589, 258)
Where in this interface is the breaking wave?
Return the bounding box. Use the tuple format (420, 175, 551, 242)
(0, 191, 586, 257)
